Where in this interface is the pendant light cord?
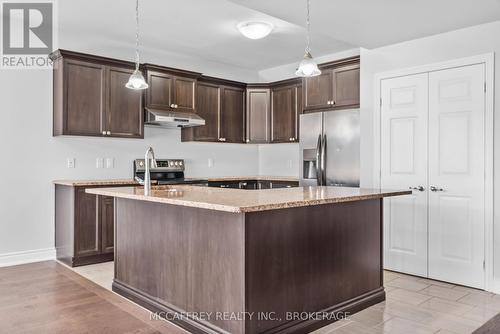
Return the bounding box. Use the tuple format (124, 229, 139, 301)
(305, 0, 311, 53)
(134, 0, 140, 71)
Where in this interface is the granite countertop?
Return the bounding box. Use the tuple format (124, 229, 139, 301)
(190, 176, 299, 182)
(53, 179, 142, 187)
(53, 176, 298, 187)
(86, 185, 411, 213)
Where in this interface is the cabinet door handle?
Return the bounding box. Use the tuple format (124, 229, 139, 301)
(170, 104, 175, 108)
(174, 104, 178, 108)
(246, 139, 250, 143)
(102, 131, 107, 136)
(107, 131, 111, 135)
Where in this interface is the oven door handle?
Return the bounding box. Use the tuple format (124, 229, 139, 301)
(134, 176, 145, 185)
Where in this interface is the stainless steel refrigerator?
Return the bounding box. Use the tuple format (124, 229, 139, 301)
(299, 109, 360, 187)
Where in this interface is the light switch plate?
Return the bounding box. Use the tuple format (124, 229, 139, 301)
(208, 158, 214, 168)
(67, 158, 75, 169)
(287, 159, 293, 169)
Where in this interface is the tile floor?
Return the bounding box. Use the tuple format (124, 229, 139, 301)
(71, 262, 497, 334)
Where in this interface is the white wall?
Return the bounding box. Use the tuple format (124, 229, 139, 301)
(0, 67, 260, 265)
(359, 21, 500, 284)
(258, 144, 299, 176)
(0, 22, 267, 265)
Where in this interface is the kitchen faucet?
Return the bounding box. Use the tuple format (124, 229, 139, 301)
(144, 147, 157, 196)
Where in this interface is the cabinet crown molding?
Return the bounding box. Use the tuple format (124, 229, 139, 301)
(49, 49, 138, 69)
(143, 63, 201, 79)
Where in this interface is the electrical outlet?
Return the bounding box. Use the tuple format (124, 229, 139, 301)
(207, 158, 214, 168)
(287, 159, 293, 169)
(96, 158, 104, 169)
(105, 158, 114, 169)
(67, 158, 75, 169)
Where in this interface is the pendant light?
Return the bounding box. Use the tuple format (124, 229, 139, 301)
(295, 0, 321, 77)
(126, 0, 148, 90)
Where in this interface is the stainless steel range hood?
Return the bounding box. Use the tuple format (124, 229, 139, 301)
(145, 108, 205, 128)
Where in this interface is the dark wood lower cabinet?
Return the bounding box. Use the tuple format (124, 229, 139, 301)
(99, 195, 115, 254)
(55, 184, 125, 267)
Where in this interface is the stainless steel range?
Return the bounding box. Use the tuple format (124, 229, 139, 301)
(133, 159, 207, 185)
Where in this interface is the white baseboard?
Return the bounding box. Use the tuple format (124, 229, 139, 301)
(0, 248, 56, 268)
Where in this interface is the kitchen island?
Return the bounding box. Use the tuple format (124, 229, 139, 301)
(87, 185, 410, 334)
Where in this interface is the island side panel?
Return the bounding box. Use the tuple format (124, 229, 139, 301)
(113, 198, 246, 334)
(244, 199, 384, 334)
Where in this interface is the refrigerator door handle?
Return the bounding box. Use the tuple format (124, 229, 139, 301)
(321, 134, 327, 185)
(316, 134, 322, 185)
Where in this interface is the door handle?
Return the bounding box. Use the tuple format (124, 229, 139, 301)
(321, 134, 327, 185)
(316, 134, 322, 185)
(430, 186, 444, 192)
(409, 186, 425, 192)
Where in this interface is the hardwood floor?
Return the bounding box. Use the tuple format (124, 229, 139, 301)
(1, 261, 499, 333)
(74, 262, 500, 334)
(0, 261, 187, 334)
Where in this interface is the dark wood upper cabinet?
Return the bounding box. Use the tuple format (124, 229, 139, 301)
(52, 50, 358, 143)
(51, 50, 143, 138)
(106, 66, 144, 138)
(271, 80, 302, 143)
(144, 64, 199, 113)
(246, 88, 270, 144)
(181, 80, 220, 142)
(146, 70, 173, 109)
(174, 77, 196, 112)
(220, 85, 245, 143)
(303, 71, 333, 112)
(303, 56, 360, 113)
(182, 77, 246, 143)
(332, 63, 360, 109)
(60, 59, 106, 136)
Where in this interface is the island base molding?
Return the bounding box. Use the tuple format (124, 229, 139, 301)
(113, 279, 386, 334)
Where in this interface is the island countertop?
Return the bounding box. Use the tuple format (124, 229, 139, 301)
(86, 185, 410, 213)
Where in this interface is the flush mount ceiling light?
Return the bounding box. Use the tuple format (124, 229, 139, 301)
(295, 0, 321, 77)
(126, 0, 149, 90)
(237, 21, 274, 40)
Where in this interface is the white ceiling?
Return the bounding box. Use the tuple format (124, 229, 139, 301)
(58, 0, 500, 71)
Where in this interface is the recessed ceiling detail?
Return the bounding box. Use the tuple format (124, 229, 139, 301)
(57, 0, 500, 71)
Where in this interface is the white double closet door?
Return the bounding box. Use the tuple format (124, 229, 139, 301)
(381, 64, 486, 289)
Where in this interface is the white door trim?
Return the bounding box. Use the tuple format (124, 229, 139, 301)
(373, 53, 495, 292)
